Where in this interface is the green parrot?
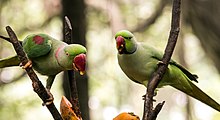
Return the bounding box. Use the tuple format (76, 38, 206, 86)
(115, 30, 220, 112)
(0, 34, 87, 104)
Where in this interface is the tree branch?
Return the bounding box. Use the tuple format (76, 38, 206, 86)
(142, 0, 181, 120)
(5, 26, 63, 120)
(0, 35, 23, 45)
(63, 16, 82, 119)
(0, 35, 11, 43)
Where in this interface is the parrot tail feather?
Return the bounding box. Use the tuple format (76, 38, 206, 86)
(0, 56, 20, 68)
(172, 80, 220, 112)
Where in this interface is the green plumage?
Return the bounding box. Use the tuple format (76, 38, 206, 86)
(24, 34, 68, 75)
(0, 34, 86, 90)
(23, 34, 52, 58)
(115, 30, 220, 112)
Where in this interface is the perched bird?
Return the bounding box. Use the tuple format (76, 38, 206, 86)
(115, 30, 220, 112)
(0, 34, 87, 104)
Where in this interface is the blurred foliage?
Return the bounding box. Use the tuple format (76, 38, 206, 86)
(0, 0, 220, 120)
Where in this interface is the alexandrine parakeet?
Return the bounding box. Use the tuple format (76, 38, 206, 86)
(0, 34, 87, 104)
(115, 30, 220, 112)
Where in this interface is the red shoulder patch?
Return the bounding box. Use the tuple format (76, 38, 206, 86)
(33, 35, 44, 44)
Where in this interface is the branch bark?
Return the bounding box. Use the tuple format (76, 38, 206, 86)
(5, 26, 63, 120)
(63, 16, 82, 119)
(142, 0, 181, 120)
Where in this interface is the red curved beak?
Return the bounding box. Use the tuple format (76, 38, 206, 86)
(116, 36, 125, 54)
(73, 53, 86, 75)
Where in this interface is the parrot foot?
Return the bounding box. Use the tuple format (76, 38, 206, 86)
(142, 94, 156, 102)
(142, 94, 146, 100)
(42, 89, 54, 106)
(157, 61, 165, 66)
(21, 60, 32, 69)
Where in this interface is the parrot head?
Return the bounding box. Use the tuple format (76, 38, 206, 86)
(57, 44, 87, 75)
(64, 44, 87, 75)
(115, 30, 137, 54)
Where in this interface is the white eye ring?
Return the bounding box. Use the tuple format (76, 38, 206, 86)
(66, 52, 69, 56)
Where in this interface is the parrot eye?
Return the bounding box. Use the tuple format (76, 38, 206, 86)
(65, 52, 69, 56)
(124, 37, 132, 39)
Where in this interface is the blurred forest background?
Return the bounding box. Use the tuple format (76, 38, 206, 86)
(0, 0, 220, 120)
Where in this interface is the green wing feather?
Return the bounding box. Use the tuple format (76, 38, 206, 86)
(0, 34, 53, 68)
(144, 46, 220, 111)
(169, 61, 198, 82)
(22, 34, 52, 58)
(148, 46, 220, 111)
(149, 46, 198, 83)
(0, 56, 20, 68)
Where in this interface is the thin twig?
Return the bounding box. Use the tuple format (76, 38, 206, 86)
(0, 35, 11, 42)
(64, 16, 73, 44)
(63, 16, 82, 118)
(5, 26, 63, 120)
(142, 0, 181, 120)
(0, 35, 23, 45)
